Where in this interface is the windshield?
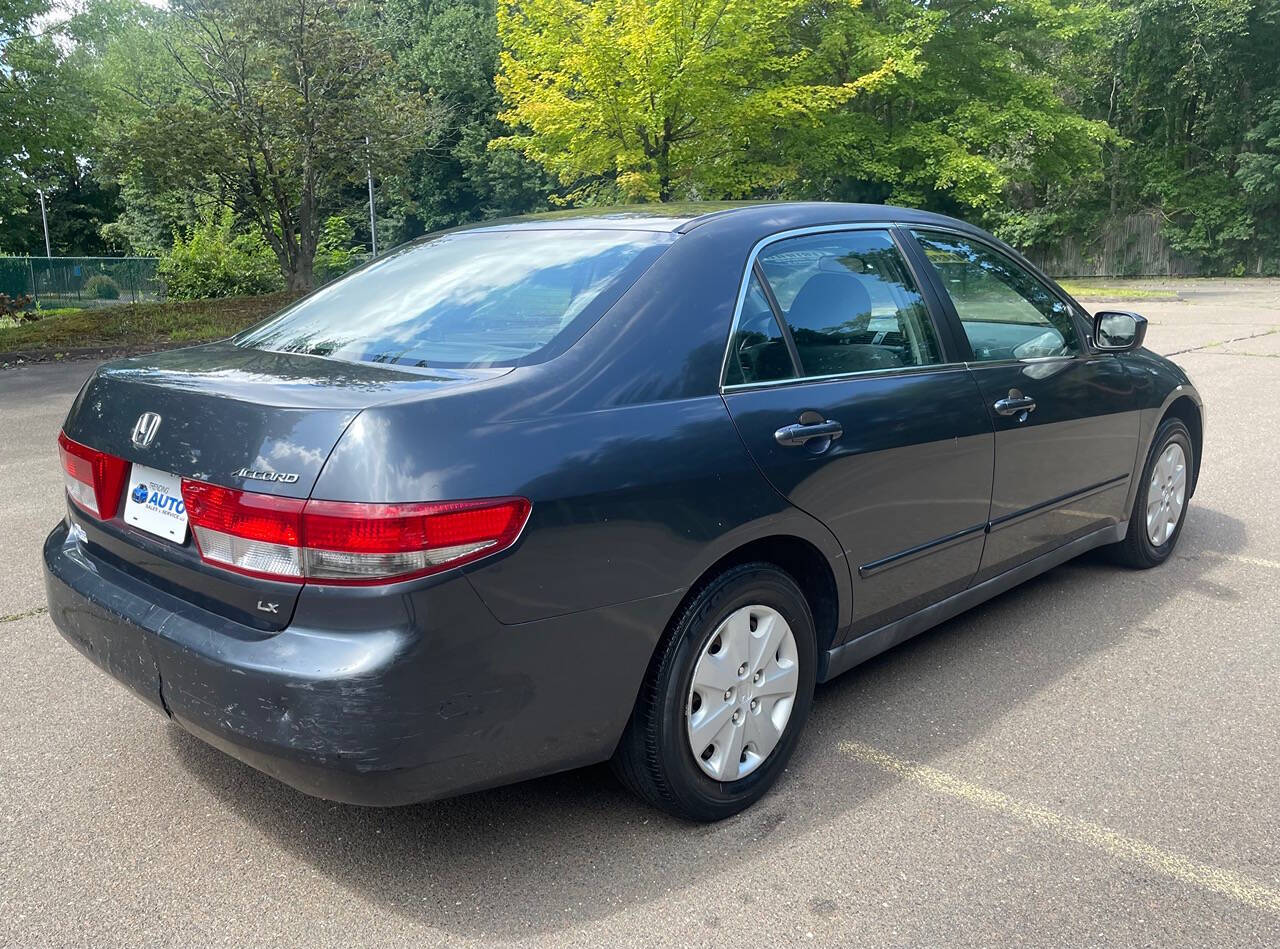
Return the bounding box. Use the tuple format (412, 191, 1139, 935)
(236, 228, 674, 368)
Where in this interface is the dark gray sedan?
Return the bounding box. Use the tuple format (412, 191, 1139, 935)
(44, 203, 1203, 821)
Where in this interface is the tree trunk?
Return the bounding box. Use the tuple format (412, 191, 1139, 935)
(287, 256, 313, 292)
(657, 120, 673, 201)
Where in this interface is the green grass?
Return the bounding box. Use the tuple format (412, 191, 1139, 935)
(1057, 281, 1181, 302)
(0, 293, 295, 355)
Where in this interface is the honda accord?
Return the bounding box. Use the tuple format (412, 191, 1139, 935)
(44, 203, 1204, 821)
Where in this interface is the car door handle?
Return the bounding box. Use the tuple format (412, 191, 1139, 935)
(993, 395, 1037, 417)
(774, 419, 844, 446)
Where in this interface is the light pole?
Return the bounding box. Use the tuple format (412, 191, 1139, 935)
(37, 188, 52, 257)
(365, 137, 378, 258)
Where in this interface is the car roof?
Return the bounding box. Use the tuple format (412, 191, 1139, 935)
(458, 201, 985, 237)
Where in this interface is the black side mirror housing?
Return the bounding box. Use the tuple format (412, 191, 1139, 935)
(1092, 310, 1148, 352)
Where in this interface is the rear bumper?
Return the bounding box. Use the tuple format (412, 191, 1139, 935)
(43, 518, 677, 806)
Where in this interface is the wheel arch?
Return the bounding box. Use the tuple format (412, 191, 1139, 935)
(666, 533, 844, 659)
(1160, 394, 1203, 496)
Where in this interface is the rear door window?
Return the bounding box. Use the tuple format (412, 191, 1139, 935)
(747, 230, 943, 379)
(236, 229, 673, 368)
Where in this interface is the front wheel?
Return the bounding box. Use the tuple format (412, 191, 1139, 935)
(612, 563, 817, 822)
(1110, 417, 1194, 568)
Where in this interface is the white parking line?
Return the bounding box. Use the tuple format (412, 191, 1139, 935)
(840, 740, 1280, 915)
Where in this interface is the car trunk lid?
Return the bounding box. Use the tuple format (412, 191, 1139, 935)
(60, 342, 507, 629)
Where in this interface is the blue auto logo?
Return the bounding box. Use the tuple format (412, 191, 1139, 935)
(131, 483, 149, 504)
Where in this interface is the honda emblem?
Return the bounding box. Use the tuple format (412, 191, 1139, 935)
(131, 412, 162, 449)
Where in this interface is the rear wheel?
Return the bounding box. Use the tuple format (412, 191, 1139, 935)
(612, 563, 817, 822)
(1110, 417, 1194, 568)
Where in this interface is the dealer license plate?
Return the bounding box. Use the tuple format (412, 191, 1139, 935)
(122, 464, 189, 543)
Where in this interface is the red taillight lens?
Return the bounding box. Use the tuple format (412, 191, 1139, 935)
(180, 478, 530, 585)
(182, 480, 304, 545)
(300, 498, 531, 583)
(57, 431, 128, 520)
(181, 480, 306, 580)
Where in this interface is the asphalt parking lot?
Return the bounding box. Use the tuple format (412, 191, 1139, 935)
(2, 279, 1278, 947)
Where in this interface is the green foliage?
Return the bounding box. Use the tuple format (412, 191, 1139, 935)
(495, 0, 895, 202)
(784, 0, 1114, 226)
(313, 216, 360, 285)
(102, 0, 442, 290)
(382, 0, 551, 235)
(158, 211, 285, 300)
(83, 274, 120, 300)
(1047, 0, 1280, 272)
(12, 0, 1280, 279)
(0, 0, 117, 255)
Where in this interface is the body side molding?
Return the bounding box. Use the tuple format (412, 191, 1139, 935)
(820, 520, 1128, 682)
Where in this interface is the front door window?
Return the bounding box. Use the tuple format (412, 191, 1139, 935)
(912, 231, 1080, 361)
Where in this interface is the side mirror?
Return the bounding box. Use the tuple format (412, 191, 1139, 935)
(1092, 310, 1148, 352)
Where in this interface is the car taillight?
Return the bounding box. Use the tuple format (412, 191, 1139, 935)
(180, 480, 307, 580)
(180, 479, 530, 585)
(57, 431, 128, 520)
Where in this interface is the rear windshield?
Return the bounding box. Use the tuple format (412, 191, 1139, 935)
(235, 229, 674, 368)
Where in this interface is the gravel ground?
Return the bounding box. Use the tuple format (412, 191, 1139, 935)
(2, 279, 1278, 947)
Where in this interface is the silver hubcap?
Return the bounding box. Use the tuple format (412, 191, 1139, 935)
(686, 605, 799, 782)
(1146, 442, 1187, 546)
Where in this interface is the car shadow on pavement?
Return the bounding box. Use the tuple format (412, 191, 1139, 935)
(169, 505, 1247, 939)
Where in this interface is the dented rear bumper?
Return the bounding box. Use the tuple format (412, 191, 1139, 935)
(43, 518, 677, 806)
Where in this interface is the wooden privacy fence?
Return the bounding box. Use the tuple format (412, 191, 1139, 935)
(1025, 211, 1201, 278)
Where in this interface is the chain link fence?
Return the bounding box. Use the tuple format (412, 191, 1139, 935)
(0, 257, 163, 307)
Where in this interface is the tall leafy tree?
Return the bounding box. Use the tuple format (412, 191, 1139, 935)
(381, 0, 550, 236)
(106, 0, 444, 289)
(0, 0, 110, 253)
(776, 0, 1113, 239)
(1056, 0, 1280, 270)
(494, 0, 917, 202)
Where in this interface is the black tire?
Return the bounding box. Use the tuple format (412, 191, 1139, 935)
(612, 562, 817, 822)
(1109, 417, 1194, 568)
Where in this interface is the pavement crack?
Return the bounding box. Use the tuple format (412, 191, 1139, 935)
(1165, 327, 1279, 356)
(0, 605, 48, 624)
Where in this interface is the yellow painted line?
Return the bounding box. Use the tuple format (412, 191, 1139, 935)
(840, 740, 1280, 914)
(1202, 552, 1280, 571)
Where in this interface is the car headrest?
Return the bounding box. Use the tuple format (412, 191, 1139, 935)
(817, 256, 864, 273)
(787, 272, 872, 333)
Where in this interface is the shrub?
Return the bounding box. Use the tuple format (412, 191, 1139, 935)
(158, 210, 285, 300)
(84, 274, 121, 300)
(313, 216, 361, 285)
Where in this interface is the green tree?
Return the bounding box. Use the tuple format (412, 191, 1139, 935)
(107, 0, 444, 290)
(494, 0, 914, 202)
(1061, 0, 1280, 271)
(0, 0, 111, 253)
(776, 0, 1113, 238)
(1237, 97, 1280, 271)
(382, 0, 551, 235)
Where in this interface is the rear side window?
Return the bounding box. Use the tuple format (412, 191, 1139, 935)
(723, 272, 797, 386)
(236, 229, 673, 368)
(745, 229, 942, 380)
